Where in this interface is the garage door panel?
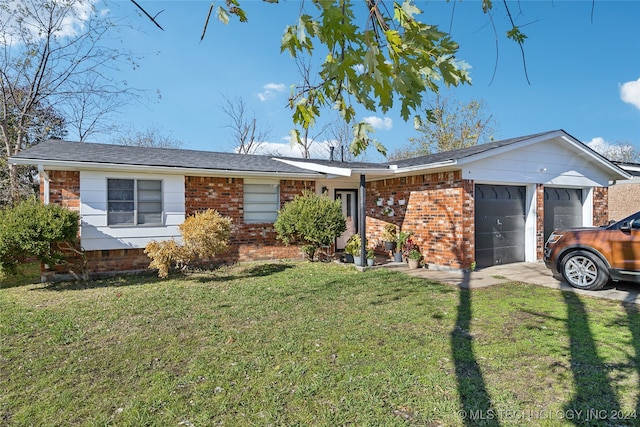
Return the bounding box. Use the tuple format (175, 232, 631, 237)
(475, 216, 526, 233)
(475, 184, 526, 268)
(544, 188, 582, 242)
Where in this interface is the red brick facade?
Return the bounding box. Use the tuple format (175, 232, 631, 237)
(365, 171, 474, 269)
(366, 176, 609, 270)
(592, 187, 609, 226)
(184, 176, 315, 263)
(40, 168, 611, 279)
(42, 170, 80, 211)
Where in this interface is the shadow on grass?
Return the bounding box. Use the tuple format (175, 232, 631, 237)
(623, 303, 640, 419)
(0, 262, 41, 289)
(189, 262, 295, 284)
(36, 263, 295, 291)
(562, 291, 622, 424)
(451, 271, 500, 426)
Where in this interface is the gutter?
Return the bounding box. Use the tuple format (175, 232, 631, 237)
(9, 158, 321, 180)
(388, 159, 458, 174)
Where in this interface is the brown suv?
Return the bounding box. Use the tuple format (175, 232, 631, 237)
(544, 210, 640, 290)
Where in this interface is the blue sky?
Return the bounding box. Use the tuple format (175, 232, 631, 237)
(97, 0, 640, 161)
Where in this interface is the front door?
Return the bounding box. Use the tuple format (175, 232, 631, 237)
(335, 190, 358, 250)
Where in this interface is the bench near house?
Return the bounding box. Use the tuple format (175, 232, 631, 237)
(9, 129, 631, 280)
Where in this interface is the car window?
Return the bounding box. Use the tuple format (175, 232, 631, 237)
(608, 211, 640, 230)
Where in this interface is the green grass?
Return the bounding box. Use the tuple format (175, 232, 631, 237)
(1, 262, 638, 426)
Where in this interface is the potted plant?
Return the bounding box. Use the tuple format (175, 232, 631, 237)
(408, 249, 421, 269)
(366, 248, 375, 267)
(394, 230, 411, 262)
(345, 234, 364, 266)
(381, 224, 397, 251)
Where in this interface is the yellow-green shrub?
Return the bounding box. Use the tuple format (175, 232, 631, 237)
(144, 209, 232, 278)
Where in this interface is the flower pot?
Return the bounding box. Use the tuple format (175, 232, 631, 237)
(353, 256, 363, 266)
(367, 258, 374, 267)
(408, 259, 420, 269)
(384, 241, 396, 251)
(393, 252, 403, 263)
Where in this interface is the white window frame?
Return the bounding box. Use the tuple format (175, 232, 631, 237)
(107, 178, 164, 226)
(244, 180, 280, 224)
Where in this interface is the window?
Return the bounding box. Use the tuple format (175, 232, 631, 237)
(244, 183, 279, 223)
(108, 179, 162, 226)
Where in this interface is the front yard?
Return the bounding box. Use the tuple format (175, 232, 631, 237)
(1, 262, 638, 426)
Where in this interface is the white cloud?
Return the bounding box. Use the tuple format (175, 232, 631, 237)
(587, 137, 609, 152)
(620, 78, 640, 110)
(257, 83, 287, 102)
(0, 0, 98, 45)
(362, 116, 393, 131)
(247, 135, 333, 159)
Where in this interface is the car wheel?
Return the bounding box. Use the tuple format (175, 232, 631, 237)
(560, 250, 609, 291)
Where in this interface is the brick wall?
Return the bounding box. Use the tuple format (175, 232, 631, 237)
(366, 171, 474, 269)
(608, 182, 639, 221)
(42, 170, 80, 211)
(184, 176, 315, 263)
(42, 173, 315, 280)
(592, 187, 609, 226)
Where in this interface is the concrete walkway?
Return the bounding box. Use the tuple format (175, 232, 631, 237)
(382, 261, 640, 305)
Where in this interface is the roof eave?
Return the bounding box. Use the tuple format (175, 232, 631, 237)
(9, 158, 321, 179)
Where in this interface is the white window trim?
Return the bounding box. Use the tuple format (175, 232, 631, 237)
(244, 179, 280, 224)
(107, 178, 164, 227)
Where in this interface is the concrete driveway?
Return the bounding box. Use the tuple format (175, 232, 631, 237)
(385, 261, 640, 305)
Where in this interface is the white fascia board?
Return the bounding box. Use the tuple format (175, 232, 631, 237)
(10, 158, 320, 179)
(273, 158, 353, 177)
(350, 167, 396, 178)
(389, 159, 458, 174)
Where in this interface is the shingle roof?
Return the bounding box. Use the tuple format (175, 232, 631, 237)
(10, 140, 322, 175)
(385, 130, 560, 167)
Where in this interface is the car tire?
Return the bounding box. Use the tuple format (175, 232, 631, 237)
(560, 250, 609, 291)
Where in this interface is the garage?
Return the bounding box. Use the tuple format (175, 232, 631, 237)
(543, 187, 583, 242)
(475, 184, 526, 268)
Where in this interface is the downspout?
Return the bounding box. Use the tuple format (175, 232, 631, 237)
(38, 164, 49, 205)
(359, 174, 366, 265)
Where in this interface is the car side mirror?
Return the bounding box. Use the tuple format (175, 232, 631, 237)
(620, 221, 631, 231)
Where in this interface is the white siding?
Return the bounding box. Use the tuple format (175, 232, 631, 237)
(463, 139, 612, 187)
(80, 171, 185, 250)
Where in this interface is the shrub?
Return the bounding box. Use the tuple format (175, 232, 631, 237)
(345, 234, 366, 256)
(381, 224, 397, 242)
(145, 209, 232, 278)
(0, 198, 79, 278)
(274, 190, 346, 260)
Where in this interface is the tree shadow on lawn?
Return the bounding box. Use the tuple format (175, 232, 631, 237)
(451, 270, 501, 426)
(623, 303, 640, 419)
(562, 291, 623, 425)
(36, 263, 296, 291)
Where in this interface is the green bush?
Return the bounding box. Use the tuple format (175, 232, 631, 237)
(0, 199, 79, 277)
(145, 209, 232, 278)
(274, 190, 346, 260)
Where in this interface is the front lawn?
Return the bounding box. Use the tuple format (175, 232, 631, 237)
(1, 262, 638, 426)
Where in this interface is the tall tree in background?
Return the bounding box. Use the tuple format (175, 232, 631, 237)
(388, 97, 497, 160)
(220, 96, 270, 155)
(0, 93, 67, 204)
(590, 141, 640, 163)
(1, 0, 139, 203)
(115, 125, 183, 149)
